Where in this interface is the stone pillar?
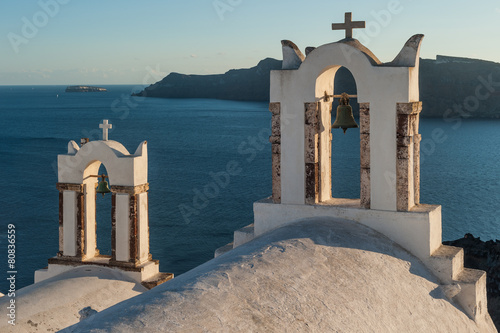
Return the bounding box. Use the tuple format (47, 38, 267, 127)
(76, 190, 84, 258)
(129, 194, 138, 263)
(269, 102, 281, 203)
(137, 191, 151, 263)
(111, 192, 117, 261)
(58, 191, 63, 256)
(110, 184, 150, 266)
(82, 180, 97, 258)
(396, 102, 422, 211)
(359, 103, 371, 209)
(319, 101, 332, 202)
(305, 102, 320, 205)
(56, 183, 84, 259)
(414, 134, 421, 205)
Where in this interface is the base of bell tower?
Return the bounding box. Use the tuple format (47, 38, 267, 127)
(34, 256, 173, 289)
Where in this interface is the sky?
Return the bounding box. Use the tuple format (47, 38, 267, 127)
(1, 0, 500, 85)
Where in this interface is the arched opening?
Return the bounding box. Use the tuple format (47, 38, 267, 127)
(331, 67, 360, 199)
(95, 164, 112, 256)
(313, 65, 366, 205)
(82, 161, 112, 260)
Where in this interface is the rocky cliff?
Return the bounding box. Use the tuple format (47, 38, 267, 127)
(134, 58, 281, 102)
(444, 234, 500, 329)
(134, 55, 500, 118)
(420, 56, 500, 118)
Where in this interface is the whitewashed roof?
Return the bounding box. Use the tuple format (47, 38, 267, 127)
(61, 218, 496, 332)
(0, 266, 147, 332)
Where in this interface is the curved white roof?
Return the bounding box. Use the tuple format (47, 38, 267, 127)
(0, 266, 147, 332)
(61, 218, 496, 332)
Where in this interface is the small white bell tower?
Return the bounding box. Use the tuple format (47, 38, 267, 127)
(35, 120, 173, 289)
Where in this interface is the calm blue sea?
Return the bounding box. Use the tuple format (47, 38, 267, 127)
(1, 85, 499, 292)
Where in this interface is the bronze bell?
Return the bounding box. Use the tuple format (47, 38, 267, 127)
(96, 175, 111, 197)
(331, 92, 359, 134)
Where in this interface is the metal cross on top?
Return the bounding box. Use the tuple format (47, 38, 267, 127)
(99, 119, 112, 141)
(332, 12, 365, 39)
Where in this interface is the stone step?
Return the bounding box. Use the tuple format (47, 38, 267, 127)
(234, 224, 255, 247)
(426, 245, 489, 321)
(426, 245, 464, 283)
(214, 242, 233, 258)
(141, 272, 174, 290)
(139, 260, 160, 277)
(453, 268, 488, 320)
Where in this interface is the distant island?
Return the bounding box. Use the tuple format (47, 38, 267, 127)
(66, 86, 107, 92)
(133, 55, 500, 118)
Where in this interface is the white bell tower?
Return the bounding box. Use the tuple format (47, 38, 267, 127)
(35, 120, 173, 289)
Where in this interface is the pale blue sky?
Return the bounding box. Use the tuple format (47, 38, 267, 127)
(1, 0, 500, 85)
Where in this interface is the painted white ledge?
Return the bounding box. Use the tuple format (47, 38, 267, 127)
(253, 197, 442, 261)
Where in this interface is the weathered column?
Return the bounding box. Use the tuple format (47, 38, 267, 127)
(58, 191, 63, 256)
(414, 133, 421, 205)
(82, 180, 97, 258)
(269, 102, 281, 203)
(111, 192, 117, 261)
(76, 190, 84, 258)
(129, 194, 138, 264)
(396, 102, 422, 211)
(359, 103, 371, 209)
(110, 184, 150, 266)
(56, 183, 84, 259)
(305, 102, 320, 204)
(137, 189, 151, 263)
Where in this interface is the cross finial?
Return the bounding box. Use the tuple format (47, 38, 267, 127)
(99, 119, 112, 141)
(332, 12, 365, 39)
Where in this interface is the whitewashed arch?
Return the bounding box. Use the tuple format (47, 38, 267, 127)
(58, 140, 148, 186)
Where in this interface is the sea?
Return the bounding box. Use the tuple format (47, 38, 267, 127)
(1, 85, 500, 293)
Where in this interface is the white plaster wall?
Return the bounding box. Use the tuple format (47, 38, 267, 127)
(253, 200, 442, 261)
(62, 191, 77, 257)
(369, 67, 415, 210)
(137, 193, 149, 263)
(270, 71, 306, 204)
(428, 206, 443, 257)
(34, 264, 76, 283)
(133, 142, 149, 186)
(115, 194, 130, 262)
(314, 67, 337, 99)
(270, 41, 420, 211)
(233, 224, 255, 247)
(409, 61, 420, 101)
(84, 182, 96, 258)
(58, 140, 148, 186)
(369, 100, 397, 210)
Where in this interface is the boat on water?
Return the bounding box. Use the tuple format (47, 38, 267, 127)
(65, 86, 107, 92)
